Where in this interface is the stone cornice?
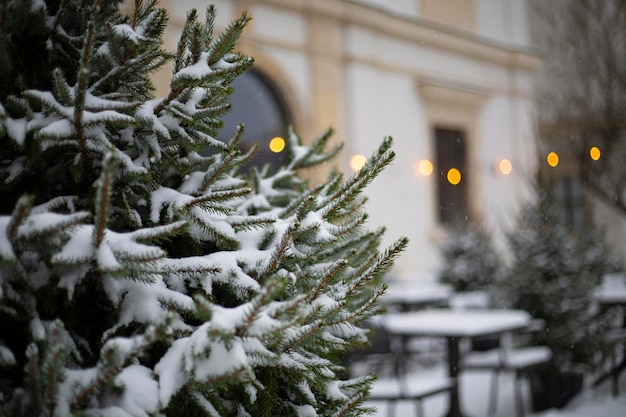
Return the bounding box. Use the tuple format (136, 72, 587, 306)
(236, 0, 541, 72)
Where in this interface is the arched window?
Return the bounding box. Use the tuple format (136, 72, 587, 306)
(218, 69, 291, 172)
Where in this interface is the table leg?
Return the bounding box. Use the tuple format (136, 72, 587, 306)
(444, 336, 470, 417)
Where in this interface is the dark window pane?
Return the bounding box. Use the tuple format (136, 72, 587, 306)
(218, 70, 291, 172)
(556, 176, 585, 229)
(434, 128, 469, 225)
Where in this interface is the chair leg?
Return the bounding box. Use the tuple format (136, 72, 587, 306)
(416, 399, 424, 417)
(387, 400, 396, 417)
(514, 370, 525, 417)
(488, 370, 500, 415)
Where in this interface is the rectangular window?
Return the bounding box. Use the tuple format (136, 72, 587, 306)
(556, 176, 585, 229)
(434, 127, 469, 225)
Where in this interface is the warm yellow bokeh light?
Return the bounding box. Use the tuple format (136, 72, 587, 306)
(350, 154, 367, 172)
(547, 151, 559, 167)
(447, 168, 462, 185)
(418, 159, 434, 176)
(498, 158, 512, 175)
(269, 137, 286, 153)
(590, 146, 601, 161)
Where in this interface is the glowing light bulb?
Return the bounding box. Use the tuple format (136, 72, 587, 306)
(447, 168, 461, 185)
(269, 137, 286, 153)
(350, 154, 367, 172)
(547, 152, 559, 167)
(417, 159, 433, 176)
(590, 146, 601, 161)
(498, 159, 512, 175)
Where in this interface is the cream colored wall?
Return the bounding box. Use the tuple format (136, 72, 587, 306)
(150, 0, 539, 280)
(420, 0, 476, 32)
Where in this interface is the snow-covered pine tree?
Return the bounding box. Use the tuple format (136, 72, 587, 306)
(496, 178, 621, 377)
(438, 223, 502, 293)
(0, 1, 407, 416)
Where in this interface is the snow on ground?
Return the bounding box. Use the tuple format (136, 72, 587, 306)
(362, 362, 626, 417)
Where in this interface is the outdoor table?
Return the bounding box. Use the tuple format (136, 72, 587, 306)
(593, 276, 626, 396)
(381, 309, 532, 417)
(383, 283, 453, 311)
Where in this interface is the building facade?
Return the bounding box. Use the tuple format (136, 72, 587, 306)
(154, 0, 540, 281)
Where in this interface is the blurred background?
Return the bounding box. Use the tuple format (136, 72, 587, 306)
(146, 0, 626, 283)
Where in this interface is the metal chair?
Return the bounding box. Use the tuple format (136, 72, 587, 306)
(348, 321, 454, 417)
(368, 372, 454, 417)
(460, 320, 552, 417)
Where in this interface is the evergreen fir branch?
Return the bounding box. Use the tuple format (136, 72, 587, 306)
(335, 229, 386, 271)
(178, 156, 247, 195)
(323, 212, 369, 245)
(237, 279, 280, 336)
(24, 343, 42, 416)
(157, 10, 252, 115)
(31, 196, 78, 214)
(185, 208, 239, 249)
(6, 94, 33, 123)
(83, 91, 139, 113)
(310, 259, 348, 301)
(258, 223, 295, 283)
(190, 17, 204, 65)
(67, 320, 168, 413)
(161, 257, 221, 285)
(323, 137, 395, 221)
(40, 321, 70, 416)
(74, 5, 99, 175)
(51, 69, 74, 108)
(23, 90, 70, 118)
(166, 101, 194, 123)
(277, 183, 324, 219)
(204, 6, 216, 51)
(206, 11, 251, 66)
(187, 101, 232, 123)
(173, 9, 196, 74)
(121, 193, 142, 228)
(7, 195, 33, 243)
(130, 219, 188, 243)
(134, 0, 165, 39)
(184, 188, 252, 213)
(93, 153, 116, 247)
(192, 293, 214, 322)
(169, 61, 246, 95)
(330, 284, 387, 326)
(17, 212, 91, 241)
(287, 126, 343, 170)
(325, 194, 368, 227)
(346, 237, 408, 295)
(318, 170, 344, 202)
(329, 388, 369, 417)
(189, 388, 222, 417)
(281, 320, 324, 352)
(227, 214, 275, 233)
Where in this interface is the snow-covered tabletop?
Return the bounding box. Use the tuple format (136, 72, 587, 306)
(383, 282, 453, 307)
(595, 274, 626, 304)
(382, 309, 532, 338)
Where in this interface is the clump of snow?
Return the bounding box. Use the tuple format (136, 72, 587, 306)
(112, 365, 159, 415)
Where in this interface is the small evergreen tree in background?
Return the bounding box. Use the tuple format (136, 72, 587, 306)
(438, 223, 502, 293)
(0, 1, 407, 416)
(496, 178, 621, 378)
